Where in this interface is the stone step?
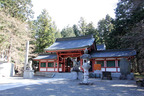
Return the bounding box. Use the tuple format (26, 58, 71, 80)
(35, 72, 83, 79)
(54, 72, 83, 80)
(35, 72, 55, 78)
(54, 73, 72, 79)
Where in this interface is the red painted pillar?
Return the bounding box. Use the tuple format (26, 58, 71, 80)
(57, 52, 59, 72)
(46, 60, 48, 72)
(80, 59, 83, 71)
(54, 61, 56, 72)
(64, 58, 65, 72)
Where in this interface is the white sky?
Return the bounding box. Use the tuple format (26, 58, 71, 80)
(32, 0, 119, 31)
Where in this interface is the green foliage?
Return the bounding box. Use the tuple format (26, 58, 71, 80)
(78, 17, 87, 35)
(54, 31, 62, 38)
(108, 0, 144, 73)
(85, 22, 100, 43)
(72, 24, 80, 37)
(0, 10, 31, 65)
(60, 18, 99, 43)
(61, 26, 76, 38)
(34, 9, 55, 53)
(109, 0, 144, 49)
(0, 0, 34, 21)
(52, 22, 61, 38)
(86, 22, 96, 35)
(97, 14, 114, 46)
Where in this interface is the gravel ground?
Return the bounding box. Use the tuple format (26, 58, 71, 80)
(0, 78, 144, 96)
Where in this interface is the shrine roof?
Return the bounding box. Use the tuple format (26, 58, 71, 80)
(45, 35, 95, 51)
(33, 54, 57, 60)
(96, 44, 106, 51)
(91, 49, 136, 58)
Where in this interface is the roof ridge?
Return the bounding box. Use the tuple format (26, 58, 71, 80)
(96, 48, 135, 52)
(39, 53, 56, 55)
(56, 35, 93, 42)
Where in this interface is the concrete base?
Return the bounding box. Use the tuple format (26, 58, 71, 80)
(111, 73, 121, 78)
(92, 72, 134, 79)
(94, 70, 102, 78)
(23, 70, 34, 79)
(120, 73, 134, 80)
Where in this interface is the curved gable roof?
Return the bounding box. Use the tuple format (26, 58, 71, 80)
(33, 54, 57, 60)
(45, 35, 95, 51)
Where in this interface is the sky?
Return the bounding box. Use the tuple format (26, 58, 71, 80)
(32, 0, 119, 31)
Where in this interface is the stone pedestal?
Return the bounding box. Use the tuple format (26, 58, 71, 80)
(23, 70, 34, 79)
(71, 71, 83, 80)
(78, 72, 83, 80)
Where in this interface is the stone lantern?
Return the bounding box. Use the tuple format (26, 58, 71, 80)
(80, 49, 92, 84)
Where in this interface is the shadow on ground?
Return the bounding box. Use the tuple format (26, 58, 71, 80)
(0, 79, 144, 96)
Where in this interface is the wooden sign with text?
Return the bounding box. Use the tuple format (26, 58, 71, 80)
(94, 64, 101, 70)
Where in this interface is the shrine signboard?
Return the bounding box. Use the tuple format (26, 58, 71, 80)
(94, 64, 101, 70)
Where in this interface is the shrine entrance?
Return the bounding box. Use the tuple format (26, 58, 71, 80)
(65, 57, 73, 72)
(57, 50, 84, 72)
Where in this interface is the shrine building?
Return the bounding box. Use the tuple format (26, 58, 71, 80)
(33, 35, 136, 73)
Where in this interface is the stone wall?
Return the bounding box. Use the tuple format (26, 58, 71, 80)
(0, 62, 15, 77)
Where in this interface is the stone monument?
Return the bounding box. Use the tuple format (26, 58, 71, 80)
(23, 41, 34, 79)
(0, 50, 14, 77)
(80, 49, 92, 85)
(120, 58, 133, 80)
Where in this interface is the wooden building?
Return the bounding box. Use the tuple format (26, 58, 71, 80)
(34, 35, 136, 73)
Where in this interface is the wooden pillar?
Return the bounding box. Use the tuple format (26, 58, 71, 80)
(80, 59, 83, 70)
(57, 52, 59, 72)
(46, 60, 48, 72)
(104, 58, 106, 71)
(115, 58, 118, 72)
(64, 58, 65, 72)
(54, 61, 56, 72)
(92, 59, 95, 72)
(39, 60, 41, 72)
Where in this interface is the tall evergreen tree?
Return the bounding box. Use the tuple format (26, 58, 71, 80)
(72, 24, 80, 37)
(34, 9, 55, 53)
(97, 14, 114, 46)
(78, 17, 87, 35)
(0, 0, 34, 21)
(86, 22, 100, 43)
(52, 22, 61, 39)
(86, 22, 96, 35)
(0, 10, 32, 66)
(109, 0, 144, 73)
